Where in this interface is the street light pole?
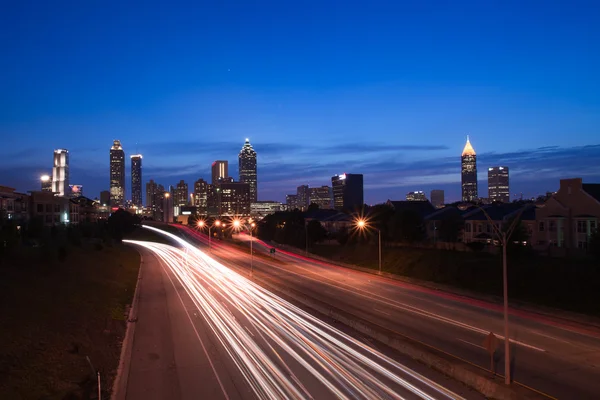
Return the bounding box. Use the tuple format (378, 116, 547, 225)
(250, 227, 254, 275)
(305, 220, 309, 256)
(378, 229, 382, 274)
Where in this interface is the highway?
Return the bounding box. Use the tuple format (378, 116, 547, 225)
(171, 223, 600, 399)
(123, 227, 479, 399)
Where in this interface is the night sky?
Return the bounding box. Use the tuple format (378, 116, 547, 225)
(1, 1, 599, 204)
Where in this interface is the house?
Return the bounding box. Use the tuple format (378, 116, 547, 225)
(533, 178, 600, 255)
(28, 191, 79, 226)
(304, 209, 353, 233)
(461, 202, 535, 243)
(0, 186, 30, 224)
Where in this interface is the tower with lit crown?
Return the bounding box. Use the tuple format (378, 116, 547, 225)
(461, 136, 478, 202)
(238, 138, 257, 202)
(110, 140, 125, 206)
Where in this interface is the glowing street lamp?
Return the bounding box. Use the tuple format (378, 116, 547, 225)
(355, 218, 382, 275)
(232, 218, 256, 276)
(198, 219, 220, 251)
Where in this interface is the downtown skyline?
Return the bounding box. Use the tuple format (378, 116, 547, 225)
(1, 2, 599, 203)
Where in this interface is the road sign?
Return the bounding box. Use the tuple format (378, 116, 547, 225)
(483, 332, 498, 373)
(270, 248, 276, 255)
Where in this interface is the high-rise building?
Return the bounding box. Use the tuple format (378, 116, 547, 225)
(461, 136, 478, 202)
(211, 160, 229, 184)
(40, 174, 52, 192)
(286, 194, 299, 211)
(430, 190, 445, 208)
(331, 173, 364, 211)
(309, 186, 333, 209)
(218, 181, 250, 216)
(110, 140, 125, 206)
(130, 154, 143, 207)
(52, 149, 69, 197)
(193, 178, 209, 215)
(100, 190, 110, 206)
(296, 185, 309, 211)
(406, 191, 427, 201)
(145, 180, 157, 208)
(175, 180, 189, 207)
(239, 138, 258, 203)
(251, 201, 283, 219)
(488, 166, 510, 203)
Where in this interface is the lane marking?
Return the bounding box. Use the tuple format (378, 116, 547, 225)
(457, 338, 485, 350)
(374, 308, 391, 316)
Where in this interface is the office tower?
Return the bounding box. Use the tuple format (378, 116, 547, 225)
(406, 191, 427, 201)
(130, 154, 143, 207)
(100, 190, 110, 205)
(145, 180, 157, 208)
(40, 174, 52, 192)
(155, 184, 165, 220)
(211, 160, 229, 184)
(193, 178, 209, 215)
(110, 140, 125, 206)
(331, 173, 364, 211)
(308, 186, 333, 209)
(218, 181, 250, 216)
(286, 194, 299, 211)
(488, 166, 510, 203)
(175, 180, 188, 207)
(461, 136, 478, 202)
(296, 185, 309, 211)
(239, 138, 258, 202)
(430, 190, 445, 208)
(69, 185, 83, 198)
(52, 149, 69, 197)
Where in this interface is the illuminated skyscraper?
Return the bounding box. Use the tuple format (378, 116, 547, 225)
(211, 160, 229, 184)
(145, 180, 157, 208)
(296, 185, 309, 211)
(331, 173, 364, 211)
(193, 178, 209, 215)
(238, 138, 258, 202)
(461, 137, 478, 202)
(406, 191, 427, 201)
(52, 149, 69, 196)
(488, 166, 510, 203)
(130, 154, 143, 207)
(308, 186, 333, 209)
(175, 180, 189, 207)
(110, 140, 125, 206)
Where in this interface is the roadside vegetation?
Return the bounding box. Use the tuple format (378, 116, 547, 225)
(0, 210, 142, 399)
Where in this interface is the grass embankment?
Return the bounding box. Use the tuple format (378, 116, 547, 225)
(0, 242, 140, 399)
(309, 244, 600, 316)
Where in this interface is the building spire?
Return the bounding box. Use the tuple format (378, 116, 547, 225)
(462, 136, 476, 157)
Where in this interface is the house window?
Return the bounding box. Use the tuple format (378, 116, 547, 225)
(538, 222, 545, 232)
(465, 223, 471, 233)
(54, 204, 60, 213)
(37, 204, 43, 213)
(591, 221, 597, 231)
(578, 241, 588, 250)
(45, 204, 52, 213)
(549, 221, 556, 232)
(576, 220, 586, 233)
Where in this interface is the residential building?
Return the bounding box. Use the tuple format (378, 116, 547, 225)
(462, 203, 535, 243)
(309, 186, 333, 209)
(131, 154, 143, 207)
(193, 178, 209, 215)
(332, 173, 364, 211)
(251, 201, 283, 220)
(211, 160, 229, 184)
(70, 196, 100, 223)
(305, 209, 353, 234)
(406, 191, 427, 201)
(52, 149, 69, 197)
(239, 139, 258, 203)
(296, 185, 310, 211)
(533, 178, 600, 254)
(175, 180, 189, 207)
(488, 166, 510, 203)
(0, 185, 29, 223)
(110, 140, 125, 206)
(28, 191, 79, 226)
(286, 194, 299, 211)
(430, 189, 444, 208)
(100, 190, 110, 206)
(461, 137, 478, 202)
(40, 175, 52, 192)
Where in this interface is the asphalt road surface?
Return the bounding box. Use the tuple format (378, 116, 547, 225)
(171, 223, 600, 400)
(122, 232, 480, 399)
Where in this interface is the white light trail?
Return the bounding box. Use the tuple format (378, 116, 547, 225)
(125, 226, 465, 400)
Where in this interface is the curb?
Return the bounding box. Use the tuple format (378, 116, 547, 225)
(111, 250, 144, 400)
(251, 273, 548, 400)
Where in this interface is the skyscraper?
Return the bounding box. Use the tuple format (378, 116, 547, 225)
(52, 149, 69, 196)
(430, 189, 445, 208)
(145, 180, 157, 208)
(461, 137, 478, 202)
(239, 138, 258, 202)
(130, 154, 143, 207)
(308, 186, 333, 209)
(331, 173, 364, 211)
(488, 166, 510, 203)
(406, 191, 427, 201)
(218, 181, 251, 216)
(211, 160, 229, 184)
(296, 185, 309, 211)
(110, 140, 125, 206)
(193, 178, 209, 215)
(175, 180, 189, 207)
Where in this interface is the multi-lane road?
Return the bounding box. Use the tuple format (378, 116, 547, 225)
(121, 226, 480, 399)
(170, 223, 600, 399)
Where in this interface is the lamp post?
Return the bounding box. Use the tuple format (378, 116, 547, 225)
(198, 219, 220, 251)
(356, 218, 382, 275)
(475, 204, 526, 385)
(233, 218, 256, 275)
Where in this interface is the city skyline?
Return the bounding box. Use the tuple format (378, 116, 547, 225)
(1, 2, 600, 203)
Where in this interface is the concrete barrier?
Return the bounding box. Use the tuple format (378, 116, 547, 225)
(252, 273, 547, 400)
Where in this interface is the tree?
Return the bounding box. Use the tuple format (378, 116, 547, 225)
(336, 226, 350, 245)
(107, 209, 140, 242)
(438, 213, 465, 242)
(389, 210, 425, 243)
(307, 219, 327, 245)
(367, 203, 394, 242)
(307, 203, 320, 212)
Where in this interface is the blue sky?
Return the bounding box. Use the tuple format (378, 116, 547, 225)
(1, 1, 599, 203)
